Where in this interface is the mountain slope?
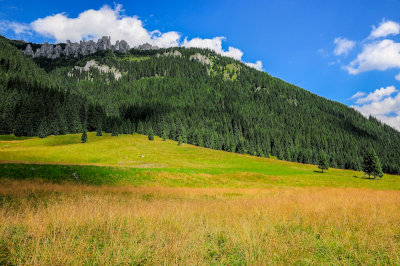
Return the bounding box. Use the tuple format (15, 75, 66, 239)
(1, 36, 400, 174)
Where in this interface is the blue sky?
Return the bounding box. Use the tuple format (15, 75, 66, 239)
(1, 0, 400, 130)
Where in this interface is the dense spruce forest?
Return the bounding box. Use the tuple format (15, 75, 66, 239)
(1, 35, 400, 174)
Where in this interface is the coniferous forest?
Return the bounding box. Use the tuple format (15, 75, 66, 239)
(1, 35, 400, 174)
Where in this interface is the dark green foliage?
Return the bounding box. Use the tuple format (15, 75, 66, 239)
(96, 127, 102, 136)
(81, 130, 88, 143)
(37, 120, 49, 138)
(1, 35, 400, 174)
(318, 152, 329, 173)
(362, 149, 383, 179)
(162, 128, 167, 141)
(148, 126, 154, 141)
(111, 124, 119, 137)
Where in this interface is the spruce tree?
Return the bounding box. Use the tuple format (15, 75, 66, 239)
(81, 131, 88, 143)
(162, 128, 167, 141)
(96, 125, 102, 136)
(148, 127, 154, 141)
(178, 135, 183, 146)
(37, 121, 48, 139)
(318, 152, 329, 173)
(111, 125, 119, 137)
(362, 149, 383, 179)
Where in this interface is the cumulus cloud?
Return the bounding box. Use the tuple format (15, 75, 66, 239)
(395, 73, 400, 81)
(30, 4, 181, 48)
(369, 19, 400, 39)
(245, 60, 263, 71)
(182, 37, 244, 61)
(1, 4, 262, 68)
(333, 37, 355, 56)
(345, 39, 400, 74)
(350, 91, 366, 99)
(0, 20, 31, 36)
(351, 86, 400, 130)
(354, 86, 398, 104)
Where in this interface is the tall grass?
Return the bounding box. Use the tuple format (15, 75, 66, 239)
(1, 179, 400, 265)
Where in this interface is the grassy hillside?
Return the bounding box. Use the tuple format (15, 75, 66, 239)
(1, 133, 399, 189)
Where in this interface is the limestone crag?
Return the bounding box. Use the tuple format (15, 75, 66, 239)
(68, 59, 122, 80)
(137, 43, 159, 50)
(23, 44, 34, 56)
(24, 36, 132, 60)
(190, 53, 211, 65)
(113, 40, 130, 53)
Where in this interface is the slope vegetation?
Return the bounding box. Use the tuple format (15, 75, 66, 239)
(1, 36, 400, 174)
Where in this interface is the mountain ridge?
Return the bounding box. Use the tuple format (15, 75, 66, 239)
(1, 35, 400, 174)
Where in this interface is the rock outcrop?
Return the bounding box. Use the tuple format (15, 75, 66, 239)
(137, 43, 159, 50)
(23, 36, 132, 60)
(190, 53, 211, 65)
(68, 59, 122, 80)
(23, 44, 34, 56)
(113, 40, 130, 53)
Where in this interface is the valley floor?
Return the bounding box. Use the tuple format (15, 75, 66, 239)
(1, 133, 400, 264)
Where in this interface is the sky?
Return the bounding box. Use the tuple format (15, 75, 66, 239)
(1, 0, 400, 130)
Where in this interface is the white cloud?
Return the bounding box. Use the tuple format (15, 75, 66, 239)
(182, 37, 243, 60)
(395, 73, 400, 81)
(0, 20, 31, 36)
(369, 20, 400, 39)
(30, 4, 181, 48)
(245, 60, 263, 71)
(345, 39, 400, 74)
(333, 37, 355, 56)
(351, 86, 400, 130)
(350, 91, 366, 99)
(355, 86, 398, 104)
(2, 4, 263, 68)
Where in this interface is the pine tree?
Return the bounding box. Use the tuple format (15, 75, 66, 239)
(178, 135, 183, 146)
(256, 145, 264, 157)
(37, 121, 48, 138)
(362, 149, 383, 179)
(318, 152, 329, 173)
(96, 125, 102, 136)
(111, 125, 119, 137)
(81, 131, 88, 143)
(162, 128, 167, 141)
(148, 126, 154, 141)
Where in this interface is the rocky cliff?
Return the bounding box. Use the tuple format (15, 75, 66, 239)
(23, 36, 158, 59)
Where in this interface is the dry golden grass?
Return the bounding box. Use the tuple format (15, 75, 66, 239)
(1, 179, 400, 265)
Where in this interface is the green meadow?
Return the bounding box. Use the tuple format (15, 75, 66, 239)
(0, 132, 399, 189)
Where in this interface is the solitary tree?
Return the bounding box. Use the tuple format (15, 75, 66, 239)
(362, 149, 383, 179)
(148, 127, 154, 141)
(318, 152, 329, 173)
(162, 128, 167, 141)
(178, 135, 183, 146)
(81, 130, 88, 143)
(96, 125, 102, 136)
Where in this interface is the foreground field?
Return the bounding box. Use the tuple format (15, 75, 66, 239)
(1, 133, 400, 189)
(1, 179, 400, 265)
(1, 133, 400, 264)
